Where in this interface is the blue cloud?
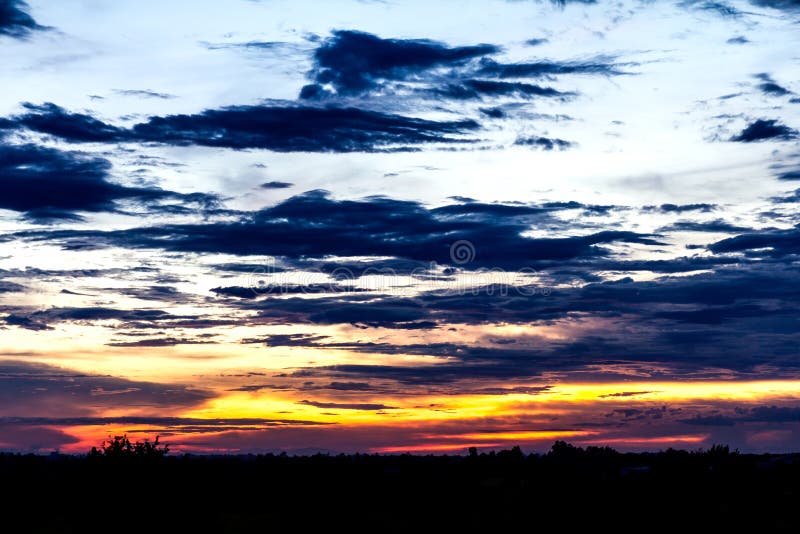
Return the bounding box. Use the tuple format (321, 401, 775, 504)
(0, 143, 220, 221)
(0, 0, 45, 39)
(11, 190, 660, 266)
(300, 30, 499, 98)
(4, 102, 480, 152)
(730, 119, 798, 142)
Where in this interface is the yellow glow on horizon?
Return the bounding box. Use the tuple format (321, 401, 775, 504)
(180, 379, 800, 428)
(537, 381, 800, 403)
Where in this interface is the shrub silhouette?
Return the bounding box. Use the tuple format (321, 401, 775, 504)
(90, 434, 169, 458)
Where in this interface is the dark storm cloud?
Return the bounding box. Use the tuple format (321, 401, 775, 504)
(688, 0, 800, 17)
(300, 30, 499, 98)
(776, 170, 800, 181)
(306, 363, 549, 385)
(653, 302, 795, 325)
(5, 102, 479, 152)
(748, 0, 800, 10)
(730, 119, 798, 142)
(106, 337, 216, 347)
(681, 406, 800, 426)
(0, 281, 25, 293)
(544, 0, 598, 5)
(726, 36, 749, 44)
(645, 203, 716, 213)
(241, 333, 331, 347)
(514, 136, 574, 150)
(476, 57, 629, 78)
(290, 257, 433, 278)
(0, 0, 45, 39)
(130, 105, 479, 151)
(0, 142, 221, 221)
(260, 181, 294, 189)
(212, 263, 290, 274)
(315, 270, 791, 329)
(709, 226, 800, 256)
(658, 220, 751, 233)
(32, 307, 174, 322)
(202, 40, 292, 52)
(212, 284, 370, 298)
(0, 360, 212, 416)
(599, 391, 656, 398)
(11, 190, 661, 267)
(1, 29, 631, 153)
(0, 425, 77, 451)
(525, 38, 549, 46)
(3, 314, 51, 331)
(771, 188, 800, 203)
(228, 263, 800, 383)
(10, 103, 124, 142)
(430, 200, 564, 217)
(758, 82, 792, 96)
(434, 79, 573, 100)
(117, 285, 193, 303)
(239, 297, 433, 329)
(3, 306, 230, 331)
(114, 89, 177, 99)
(684, 1, 746, 18)
(0, 416, 327, 428)
(754, 73, 792, 97)
(298, 399, 395, 411)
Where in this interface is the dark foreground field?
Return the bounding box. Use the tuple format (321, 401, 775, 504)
(1, 441, 798, 532)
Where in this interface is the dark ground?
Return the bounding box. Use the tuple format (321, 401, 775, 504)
(1, 441, 797, 533)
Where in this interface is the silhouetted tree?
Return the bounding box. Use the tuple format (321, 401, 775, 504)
(497, 445, 525, 460)
(707, 444, 737, 457)
(90, 435, 169, 458)
(549, 440, 582, 458)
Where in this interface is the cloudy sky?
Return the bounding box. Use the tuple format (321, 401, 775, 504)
(1, 0, 800, 454)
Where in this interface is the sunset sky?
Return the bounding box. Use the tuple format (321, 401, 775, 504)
(2, 0, 800, 454)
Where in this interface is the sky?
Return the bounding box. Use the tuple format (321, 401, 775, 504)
(1, 0, 800, 454)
